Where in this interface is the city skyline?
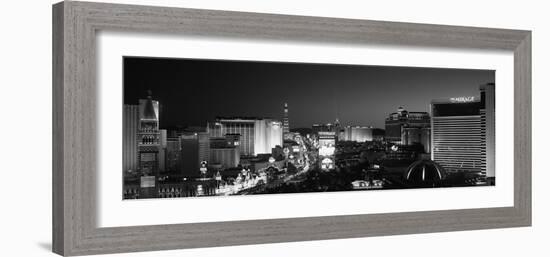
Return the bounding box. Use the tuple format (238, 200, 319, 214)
(123, 56, 496, 200)
(124, 57, 495, 129)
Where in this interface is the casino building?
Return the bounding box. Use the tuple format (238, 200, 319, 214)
(179, 132, 210, 178)
(207, 117, 283, 156)
(385, 107, 431, 153)
(343, 126, 385, 142)
(431, 83, 495, 182)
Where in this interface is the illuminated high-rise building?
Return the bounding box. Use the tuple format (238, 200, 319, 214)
(208, 119, 253, 156)
(137, 94, 160, 198)
(137, 95, 160, 176)
(123, 104, 139, 172)
(255, 119, 283, 155)
(343, 126, 385, 142)
(207, 117, 283, 156)
(283, 103, 290, 135)
(431, 83, 495, 180)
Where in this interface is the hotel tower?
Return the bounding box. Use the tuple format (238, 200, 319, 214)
(431, 83, 495, 183)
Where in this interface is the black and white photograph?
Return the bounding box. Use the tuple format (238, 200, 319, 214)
(122, 57, 495, 199)
(2, 0, 542, 256)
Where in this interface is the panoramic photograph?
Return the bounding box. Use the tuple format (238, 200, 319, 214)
(122, 57, 495, 200)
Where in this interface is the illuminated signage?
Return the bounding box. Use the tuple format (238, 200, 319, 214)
(200, 161, 208, 174)
(319, 145, 335, 156)
(450, 96, 476, 103)
(321, 158, 334, 170)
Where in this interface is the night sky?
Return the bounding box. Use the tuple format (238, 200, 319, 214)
(124, 57, 494, 129)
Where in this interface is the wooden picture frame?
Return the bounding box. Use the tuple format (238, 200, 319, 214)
(52, 1, 531, 256)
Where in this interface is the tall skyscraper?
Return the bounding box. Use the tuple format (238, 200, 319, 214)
(431, 98, 481, 174)
(283, 103, 290, 134)
(431, 83, 495, 180)
(180, 134, 199, 178)
(198, 132, 210, 169)
(159, 129, 167, 172)
(207, 118, 283, 156)
(480, 83, 496, 183)
(180, 132, 210, 178)
(165, 137, 181, 172)
(123, 105, 139, 172)
(137, 95, 161, 176)
(137, 94, 161, 198)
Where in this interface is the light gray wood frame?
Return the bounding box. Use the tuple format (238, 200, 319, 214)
(52, 1, 531, 256)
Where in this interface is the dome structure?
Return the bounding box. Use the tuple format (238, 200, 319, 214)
(405, 160, 446, 186)
(266, 166, 278, 172)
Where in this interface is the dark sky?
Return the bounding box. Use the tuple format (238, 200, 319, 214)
(124, 57, 494, 129)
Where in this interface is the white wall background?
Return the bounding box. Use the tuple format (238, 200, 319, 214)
(0, 0, 547, 256)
